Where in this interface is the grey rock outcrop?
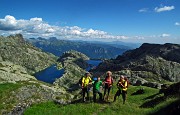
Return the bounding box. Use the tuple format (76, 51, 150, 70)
(0, 61, 36, 83)
(0, 34, 57, 74)
(92, 43, 180, 88)
(54, 50, 89, 91)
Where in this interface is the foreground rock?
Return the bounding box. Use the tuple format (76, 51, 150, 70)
(0, 61, 36, 83)
(1, 81, 73, 115)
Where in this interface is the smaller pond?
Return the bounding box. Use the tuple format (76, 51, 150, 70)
(34, 65, 64, 84)
(86, 60, 102, 71)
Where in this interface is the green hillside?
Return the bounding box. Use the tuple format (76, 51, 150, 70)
(24, 85, 180, 115)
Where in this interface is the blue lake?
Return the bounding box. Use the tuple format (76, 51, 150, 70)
(86, 60, 102, 71)
(35, 60, 102, 84)
(34, 65, 64, 84)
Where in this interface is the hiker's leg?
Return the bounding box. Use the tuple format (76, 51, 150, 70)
(113, 90, 118, 102)
(82, 88, 86, 102)
(107, 87, 111, 96)
(114, 89, 121, 101)
(122, 90, 127, 104)
(103, 87, 107, 100)
(98, 90, 103, 101)
(93, 90, 97, 102)
(107, 87, 111, 100)
(86, 87, 89, 101)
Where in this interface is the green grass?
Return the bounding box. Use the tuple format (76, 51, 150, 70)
(24, 101, 102, 115)
(24, 85, 179, 115)
(0, 83, 23, 112)
(0, 81, 43, 113)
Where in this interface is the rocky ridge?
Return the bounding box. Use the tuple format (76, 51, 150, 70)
(92, 43, 180, 88)
(54, 50, 89, 91)
(0, 34, 57, 74)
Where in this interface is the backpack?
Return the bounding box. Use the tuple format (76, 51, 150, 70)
(78, 77, 84, 85)
(124, 77, 130, 88)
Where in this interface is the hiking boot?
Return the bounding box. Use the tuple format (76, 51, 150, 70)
(83, 98, 86, 102)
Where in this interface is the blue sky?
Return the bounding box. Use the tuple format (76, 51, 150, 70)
(0, 0, 179, 43)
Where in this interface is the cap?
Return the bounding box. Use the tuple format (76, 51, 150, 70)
(120, 75, 124, 79)
(85, 71, 90, 76)
(106, 71, 112, 75)
(93, 77, 98, 81)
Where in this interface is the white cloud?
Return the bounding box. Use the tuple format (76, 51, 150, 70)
(30, 17, 42, 22)
(139, 8, 148, 13)
(0, 15, 131, 40)
(154, 6, 175, 12)
(0, 15, 178, 43)
(160, 33, 170, 37)
(0, 15, 18, 30)
(175, 22, 180, 26)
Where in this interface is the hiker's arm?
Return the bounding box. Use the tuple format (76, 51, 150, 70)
(81, 78, 85, 87)
(119, 83, 124, 88)
(89, 77, 92, 85)
(125, 81, 128, 88)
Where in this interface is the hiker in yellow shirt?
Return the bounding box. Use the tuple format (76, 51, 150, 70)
(113, 75, 128, 104)
(82, 72, 92, 102)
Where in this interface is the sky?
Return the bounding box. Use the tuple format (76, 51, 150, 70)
(0, 0, 180, 43)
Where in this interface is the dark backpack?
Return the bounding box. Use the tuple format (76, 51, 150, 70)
(79, 77, 84, 85)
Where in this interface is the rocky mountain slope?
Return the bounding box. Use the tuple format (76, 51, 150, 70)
(54, 50, 89, 91)
(27, 37, 130, 59)
(0, 61, 36, 83)
(0, 34, 73, 114)
(92, 43, 180, 88)
(0, 34, 57, 74)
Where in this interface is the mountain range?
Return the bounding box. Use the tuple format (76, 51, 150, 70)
(27, 37, 136, 59)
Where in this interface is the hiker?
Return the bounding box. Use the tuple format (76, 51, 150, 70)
(92, 77, 103, 102)
(113, 75, 128, 104)
(103, 71, 113, 101)
(81, 72, 92, 102)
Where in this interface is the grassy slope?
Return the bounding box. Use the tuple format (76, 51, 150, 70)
(24, 85, 179, 115)
(0, 83, 23, 112)
(0, 81, 51, 114)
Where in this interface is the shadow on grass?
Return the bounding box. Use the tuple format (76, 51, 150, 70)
(139, 92, 167, 108)
(149, 99, 180, 115)
(143, 93, 160, 100)
(131, 88, 145, 95)
(140, 96, 165, 108)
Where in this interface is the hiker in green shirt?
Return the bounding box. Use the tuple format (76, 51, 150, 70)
(92, 76, 103, 102)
